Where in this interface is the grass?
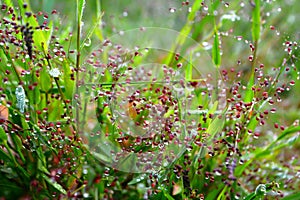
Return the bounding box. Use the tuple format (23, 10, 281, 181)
(0, 0, 299, 199)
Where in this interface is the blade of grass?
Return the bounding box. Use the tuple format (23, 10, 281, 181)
(212, 23, 221, 68)
(267, 125, 300, 149)
(75, 0, 86, 132)
(244, 72, 255, 103)
(80, 12, 104, 50)
(250, 0, 260, 74)
(216, 185, 228, 200)
(251, 0, 261, 43)
(281, 191, 300, 200)
(165, 0, 202, 65)
(185, 53, 193, 81)
(42, 174, 67, 195)
(235, 125, 300, 177)
(95, 0, 104, 41)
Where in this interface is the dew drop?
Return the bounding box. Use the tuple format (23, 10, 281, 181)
(215, 171, 222, 176)
(169, 8, 176, 13)
(83, 168, 88, 174)
(83, 193, 89, 198)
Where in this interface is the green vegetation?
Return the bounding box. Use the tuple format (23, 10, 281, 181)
(0, 0, 299, 199)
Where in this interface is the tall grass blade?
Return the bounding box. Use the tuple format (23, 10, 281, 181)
(212, 24, 221, 68)
(251, 0, 261, 42)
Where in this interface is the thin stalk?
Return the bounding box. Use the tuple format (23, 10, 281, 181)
(75, 1, 82, 134)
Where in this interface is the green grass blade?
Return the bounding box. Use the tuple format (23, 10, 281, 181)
(165, 0, 202, 65)
(77, 0, 86, 24)
(42, 174, 67, 194)
(281, 191, 300, 200)
(268, 125, 300, 149)
(0, 126, 7, 143)
(212, 24, 221, 68)
(33, 21, 53, 54)
(80, 13, 103, 50)
(185, 53, 193, 81)
(244, 73, 255, 103)
(3, 0, 13, 7)
(236, 126, 300, 177)
(251, 0, 261, 42)
(177, 0, 202, 45)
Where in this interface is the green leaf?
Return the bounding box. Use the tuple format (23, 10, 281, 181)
(10, 133, 26, 163)
(191, 15, 214, 40)
(244, 192, 258, 200)
(63, 61, 75, 99)
(165, 0, 202, 65)
(80, 12, 103, 50)
(32, 21, 53, 53)
(28, 84, 41, 105)
(163, 191, 175, 200)
(0, 126, 7, 143)
(275, 125, 300, 141)
(0, 148, 11, 162)
(176, 0, 202, 45)
(246, 113, 258, 130)
(77, 0, 86, 26)
(42, 174, 67, 194)
(207, 114, 225, 141)
(38, 159, 50, 174)
(40, 67, 52, 92)
(48, 99, 63, 121)
(128, 174, 146, 185)
(244, 73, 255, 103)
(206, 183, 225, 200)
(93, 151, 111, 164)
(216, 185, 228, 200)
(236, 126, 300, 177)
(3, 0, 13, 6)
(150, 191, 166, 200)
(251, 0, 261, 42)
(212, 26, 221, 68)
(185, 53, 193, 81)
(281, 191, 300, 200)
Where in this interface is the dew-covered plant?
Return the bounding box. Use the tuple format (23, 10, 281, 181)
(0, 0, 299, 199)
